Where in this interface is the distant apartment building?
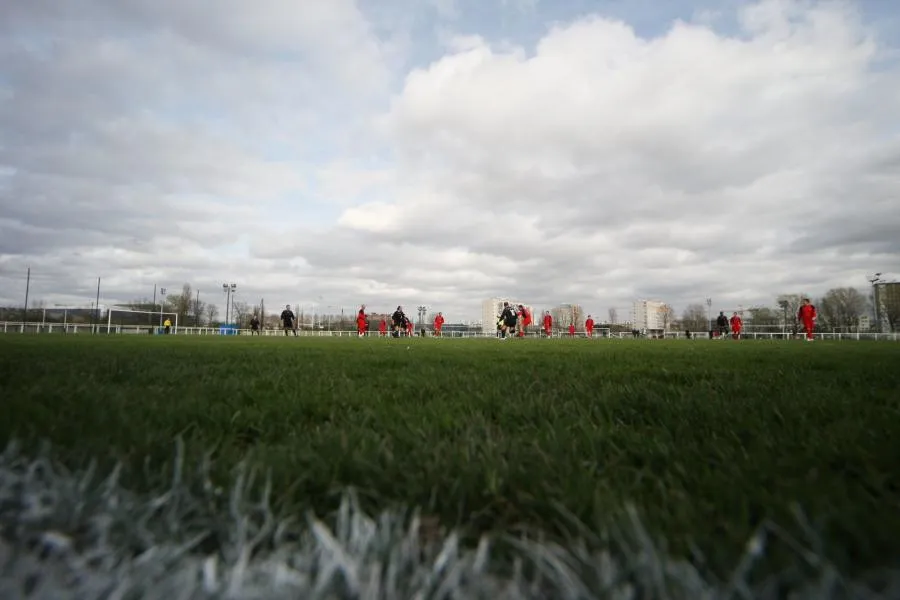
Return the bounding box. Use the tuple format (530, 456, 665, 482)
(874, 281, 900, 332)
(858, 315, 871, 331)
(481, 298, 535, 335)
(631, 300, 668, 332)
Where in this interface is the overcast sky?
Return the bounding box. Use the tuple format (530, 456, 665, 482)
(1, 0, 898, 322)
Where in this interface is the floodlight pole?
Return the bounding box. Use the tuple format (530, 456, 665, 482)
(417, 305, 427, 327)
(159, 287, 167, 327)
(222, 283, 237, 324)
(230, 284, 237, 324)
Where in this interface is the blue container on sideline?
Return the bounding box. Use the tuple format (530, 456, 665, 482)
(219, 324, 238, 336)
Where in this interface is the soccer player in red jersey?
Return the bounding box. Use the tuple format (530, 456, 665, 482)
(378, 318, 387, 337)
(433, 312, 445, 337)
(568, 323, 575, 337)
(584, 315, 594, 338)
(513, 305, 523, 337)
(542, 311, 553, 337)
(517, 305, 532, 337)
(729, 312, 743, 340)
(406, 317, 414, 337)
(798, 298, 817, 341)
(356, 305, 368, 337)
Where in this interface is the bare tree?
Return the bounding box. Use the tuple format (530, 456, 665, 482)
(551, 305, 581, 328)
(658, 304, 675, 332)
(818, 287, 868, 330)
(608, 308, 618, 325)
(681, 303, 707, 332)
(231, 301, 250, 329)
(193, 298, 206, 326)
(162, 284, 194, 324)
(747, 306, 780, 331)
(205, 303, 219, 326)
(775, 294, 806, 330)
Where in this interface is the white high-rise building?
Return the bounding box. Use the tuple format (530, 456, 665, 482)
(481, 298, 534, 335)
(632, 300, 668, 332)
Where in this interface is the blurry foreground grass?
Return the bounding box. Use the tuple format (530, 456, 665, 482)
(1, 335, 899, 586)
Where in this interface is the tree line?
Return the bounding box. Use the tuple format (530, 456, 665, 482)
(679, 287, 894, 332)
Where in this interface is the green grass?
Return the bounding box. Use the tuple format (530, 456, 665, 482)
(1, 334, 899, 578)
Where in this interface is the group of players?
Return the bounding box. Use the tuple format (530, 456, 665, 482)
(266, 298, 819, 340)
(710, 298, 817, 341)
(352, 305, 446, 337)
(263, 304, 440, 337)
(495, 302, 598, 338)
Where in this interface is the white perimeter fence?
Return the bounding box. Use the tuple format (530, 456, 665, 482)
(1, 321, 898, 341)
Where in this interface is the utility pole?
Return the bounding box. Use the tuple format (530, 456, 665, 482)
(23, 266, 30, 332)
(93, 277, 101, 335)
(195, 289, 200, 326)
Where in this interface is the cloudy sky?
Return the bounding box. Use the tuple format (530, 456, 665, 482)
(1, 0, 898, 323)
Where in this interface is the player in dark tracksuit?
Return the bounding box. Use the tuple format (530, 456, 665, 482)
(715, 311, 729, 338)
(498, 302, 516, 339)
(391, 306, 408, 337)
(280, 305, 296, 336)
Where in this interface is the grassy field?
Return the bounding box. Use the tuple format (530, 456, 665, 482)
(1, 334, 899, 587)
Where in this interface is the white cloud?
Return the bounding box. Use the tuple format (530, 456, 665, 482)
(1, 0, 899, 323)
(322, 0, 898, 316)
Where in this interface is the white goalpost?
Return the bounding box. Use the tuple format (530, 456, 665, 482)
(105, 307, 179, 334)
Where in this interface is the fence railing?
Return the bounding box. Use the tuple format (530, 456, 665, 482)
(0, 321, 898, 341)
